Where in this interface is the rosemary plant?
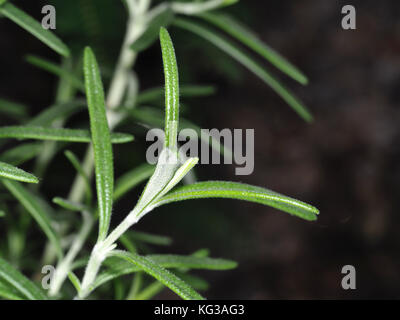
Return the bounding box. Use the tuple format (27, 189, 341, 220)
(0, 0, 318, 300)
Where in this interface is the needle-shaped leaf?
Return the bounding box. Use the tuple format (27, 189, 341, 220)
(0, 2, 69, 57)
(136, 84, 216, 105)
(25, 55, 85, 92)
(153, 181, 319, 221)
(67, 272, 81, 294)
(0, 257, 48, 300)
(144, 254, 237, 270)
(114, 164, 155, 201)
(0, 279, 24, 300)
(0, 126, 133, 144)
(93, 252, 233, 291)
(173, 18, 313, 122)
(0, 143, 42, 166)
(0, 161, 38, 183)
(27, 100, 86, 126)
(198, 13, 308, 85)
(83, 47, 114, 241)
(52, 197, 88, 212)
(107, 250, 204, 300)
(0, 98, 28, 121)
(2, 180, 63, 258)
(160, 27, 180, 149)
(127, 231, 172, 246)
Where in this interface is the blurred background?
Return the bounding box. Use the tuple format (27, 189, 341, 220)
(1, 0, 400, 299)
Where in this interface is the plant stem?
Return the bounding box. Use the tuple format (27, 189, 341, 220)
(49, 211, 93, 296)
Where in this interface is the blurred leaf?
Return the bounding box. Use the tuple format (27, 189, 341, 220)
(2, 180, 63, 258)
(173, 271, 209, 291)
(0, 98, 27, 121)
(114, 164, 155, 201)
(126, 230, 172, 246)
(173, 18, 313, 122)
(0, 279, 24, 300)
(135, 280, 164, 300)
(153, 181, 319, 221)
(0, 2, 69, 57)
(107, 250, 204, 300)
(0, 257, 47, 300)
(198, 12, 308, 85)
(0, 143, 42, 165)
(52, 197, 88, 212)
(67, 272, 81, 294)
(0, 126, 133, 143)
(0, 161, 38, 184)
(25, 55, 85, 92)
(83, 47, 114, 241)
(27, 100, 85, 127)
(131, 8, 174, 52)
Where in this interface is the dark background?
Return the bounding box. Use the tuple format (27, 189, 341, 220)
(1, 0, 400, 299)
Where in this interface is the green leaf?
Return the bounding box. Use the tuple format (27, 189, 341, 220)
(0, 2, 69, 57)
(114, 164, 155, 201)
(131, 8, 174, 52)
(0, 256, 48, 300)
(83, 47, 114, 241)
(107, 251, 204, 300)
(68, 272, 81, 294)
(173, 272, 209, 291)
(160, 27, 180, 149)
(136, 84, 216, 105)
(0, 161, 38, 183)
(127, 230, 172, 246)
(25, 55, 85, 92)
(27, 100, 85, 127)
(52, 197, 88, 212)
(198, 13, 308, 85)
(0, 126, 133, 144)
(2, 180, 63, 258)
(0, 98, 27, 120)
(173, 18, 313, 122)
(135, 280, 165, 300)
(153, 181, 319, 221)
(93, 252, 232, 292)
(0, 143, 42, 166)
(144, 254, 237, 270)
(0, 279, 24, 300)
